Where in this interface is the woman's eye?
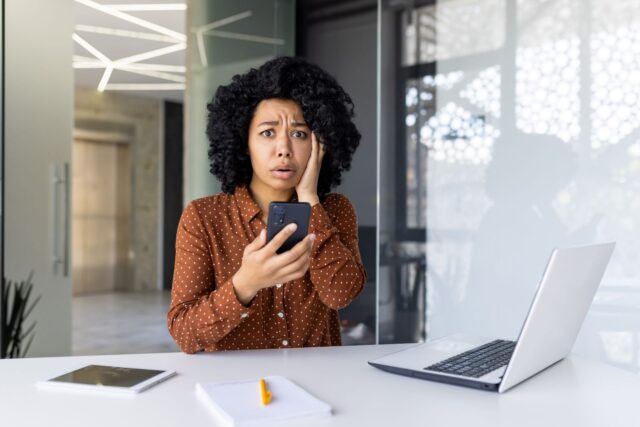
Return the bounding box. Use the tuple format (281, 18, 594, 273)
(292, 131, 308, 138)
(260, 130, 274, 137)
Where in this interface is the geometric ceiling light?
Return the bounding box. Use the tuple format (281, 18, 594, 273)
(107, 3, 186, 11)
(72, 33, 115, 91)
(193, 10, 251, 68)
(73, 0, 186, 92)
(75, 25, 181, 43)
(76, 0, 185, 41)
(73, 57, 185, 73)
(192, 10, 286, 68)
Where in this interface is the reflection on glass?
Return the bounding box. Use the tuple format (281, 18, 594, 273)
(516, 37, 581, 141)
(379, 0, 640, 372)
(590, 28, 640, 149)
(460, 66, 501, 118)
(403, 0, 505, 65)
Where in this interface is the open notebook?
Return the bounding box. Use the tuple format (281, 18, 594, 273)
(196, 375, 332, 426)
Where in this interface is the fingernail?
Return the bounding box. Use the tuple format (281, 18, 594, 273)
(309, 233, 316, 242)
(288, 223, 297, 231)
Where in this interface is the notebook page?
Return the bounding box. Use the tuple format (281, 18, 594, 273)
(196, 375, 332, 426)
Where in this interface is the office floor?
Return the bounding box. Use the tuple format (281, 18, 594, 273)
(72, 291, 179, 356)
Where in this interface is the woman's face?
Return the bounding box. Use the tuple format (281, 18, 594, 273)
(247, 98, 313, 194)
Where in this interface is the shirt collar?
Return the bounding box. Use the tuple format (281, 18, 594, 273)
(234, 185, 261, 223)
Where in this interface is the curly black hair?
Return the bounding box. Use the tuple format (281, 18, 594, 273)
(206, 56, 361, 198)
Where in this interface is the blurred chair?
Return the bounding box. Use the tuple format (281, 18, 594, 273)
(339, 225, 377, 345)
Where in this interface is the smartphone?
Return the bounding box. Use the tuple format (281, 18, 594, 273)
(266, 202, 311, 254)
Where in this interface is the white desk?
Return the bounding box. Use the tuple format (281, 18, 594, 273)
(1, 344, 638, 426)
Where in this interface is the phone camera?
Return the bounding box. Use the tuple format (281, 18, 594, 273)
(274, 206, 285, 225)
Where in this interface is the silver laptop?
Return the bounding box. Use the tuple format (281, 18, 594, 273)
(368, 242, 615, 393)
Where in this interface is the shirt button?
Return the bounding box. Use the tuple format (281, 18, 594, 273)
(282, 340, 289, 346)
(278, 312, 284, 318)
(276, 283, 283, 288)
(240, 313, 249, 318)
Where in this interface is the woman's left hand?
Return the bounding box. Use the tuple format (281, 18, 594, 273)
(296, 132, 325, 206)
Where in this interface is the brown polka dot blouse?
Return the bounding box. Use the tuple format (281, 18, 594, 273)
(167, 185, 367, 353)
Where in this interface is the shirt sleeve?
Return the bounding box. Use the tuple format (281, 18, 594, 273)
(307, 194, 367, 310)
(166, 202, 254, 354)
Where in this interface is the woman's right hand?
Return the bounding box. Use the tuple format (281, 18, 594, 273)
(232, 224, 316, 305)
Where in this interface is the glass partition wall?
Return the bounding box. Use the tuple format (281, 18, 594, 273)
(3, 0, 639, 365)
(378, 0, 640, 373)
(185, 0, 295, 202)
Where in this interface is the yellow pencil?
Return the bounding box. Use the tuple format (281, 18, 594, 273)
(259, 378, 272, 406)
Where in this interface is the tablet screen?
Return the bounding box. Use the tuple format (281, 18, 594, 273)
(49, 365, 166, 388)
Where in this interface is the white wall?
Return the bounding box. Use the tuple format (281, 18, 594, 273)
(5, 0, 74, 356)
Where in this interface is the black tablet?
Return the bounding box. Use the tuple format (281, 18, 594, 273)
(36, 364, 176, 394)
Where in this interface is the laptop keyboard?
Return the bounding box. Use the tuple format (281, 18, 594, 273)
(424, 339, 516, 378)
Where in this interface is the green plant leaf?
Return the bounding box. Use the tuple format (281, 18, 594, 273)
(23, 294, 42, 320)
(21, 332, 36, 358)
(2, 271, 40, 358)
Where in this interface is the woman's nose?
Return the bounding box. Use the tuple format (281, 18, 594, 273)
(276, 135, 293, 158)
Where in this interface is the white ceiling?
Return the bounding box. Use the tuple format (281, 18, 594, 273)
(73, 0, 186, 102)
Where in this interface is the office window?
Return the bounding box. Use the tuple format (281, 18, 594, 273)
(379, 0, 640, 373)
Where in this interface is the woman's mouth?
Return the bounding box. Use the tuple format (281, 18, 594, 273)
(271, 168, 295, 180)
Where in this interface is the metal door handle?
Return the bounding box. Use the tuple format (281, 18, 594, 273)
(50, 163, 70, 277)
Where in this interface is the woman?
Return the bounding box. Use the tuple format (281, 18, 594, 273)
(167, 56, 366, 353)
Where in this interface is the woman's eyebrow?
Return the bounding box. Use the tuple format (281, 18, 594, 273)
(257, 120, 308, 127)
